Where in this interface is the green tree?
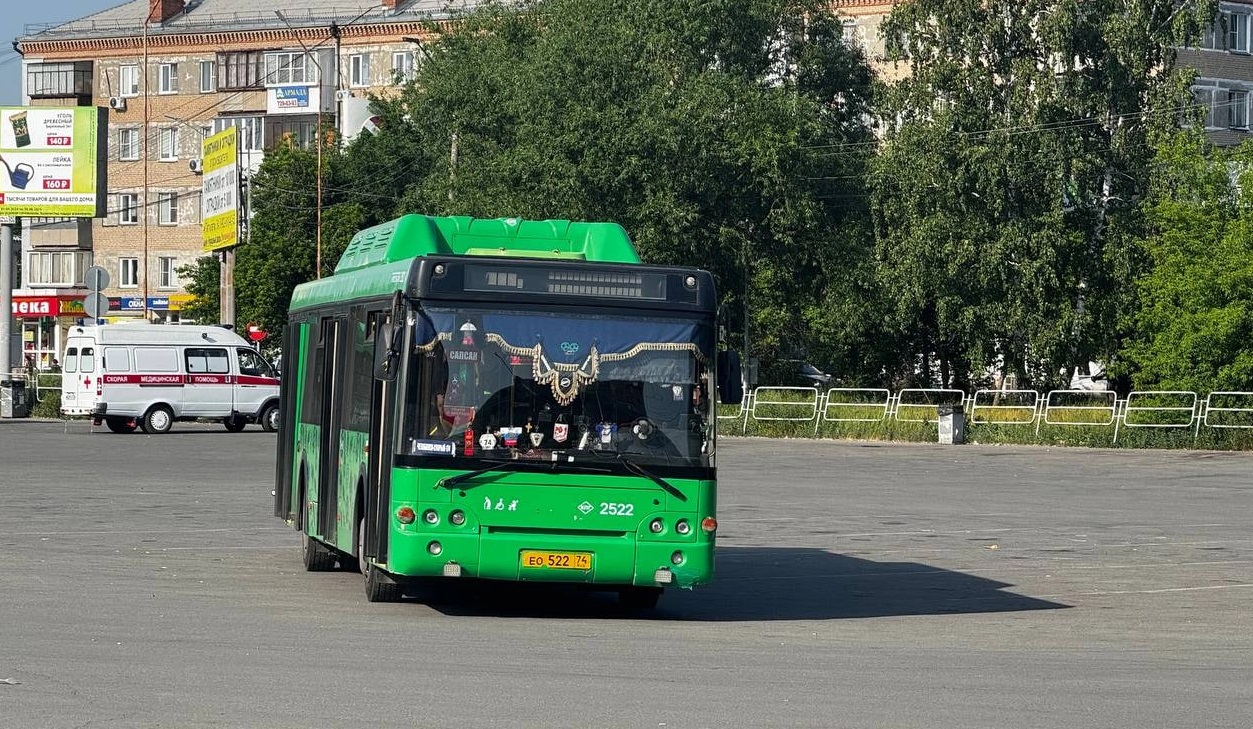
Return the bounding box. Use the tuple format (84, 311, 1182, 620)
(871, 0, 1215, 389)
(234, 142, 323, 336)
(383, 0, 877, 375)
(1118, 132, 1253, 392)
(174, 255, 220, 324)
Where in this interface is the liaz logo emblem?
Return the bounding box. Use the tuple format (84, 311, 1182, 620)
(578, 501, 594, 514)
(560, 341, 580, 355)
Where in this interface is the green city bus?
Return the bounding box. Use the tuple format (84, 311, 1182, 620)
(273, 213, 740, 607)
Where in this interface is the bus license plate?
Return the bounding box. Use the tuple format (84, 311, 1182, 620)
(520, 550, 592, 570)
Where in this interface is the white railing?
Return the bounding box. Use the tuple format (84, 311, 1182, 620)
(716, 385, 1253, 443)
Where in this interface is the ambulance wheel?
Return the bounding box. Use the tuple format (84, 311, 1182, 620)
(260, 403, 279, 433)
(301, 532, 337, 572)
(141, 405, 174, 434)
(223, 415, 248, 433)
(618, 587, 662, 611)
(359, 517, 402, 603)
(104, 417, 137, 434)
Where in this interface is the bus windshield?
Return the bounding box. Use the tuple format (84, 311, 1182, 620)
(397, 306, 715, 468)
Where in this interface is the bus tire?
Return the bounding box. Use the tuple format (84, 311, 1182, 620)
(223, 415, 248, 433)
(359, 517, 401, 603)
(619, 586, 662, 611)
(301, 531, 337, 571)
(141, 405, 174, 434)
(259, 403, 279, 433)
(105, 417, 137, 434)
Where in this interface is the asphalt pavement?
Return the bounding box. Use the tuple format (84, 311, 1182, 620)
(1, 418, 1250, 728)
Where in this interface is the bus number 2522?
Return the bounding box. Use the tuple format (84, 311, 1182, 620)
(600, 502, 634, 516)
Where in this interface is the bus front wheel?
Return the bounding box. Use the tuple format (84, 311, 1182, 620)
(358, 517, 402, 603)
(301, 532, 336, 571)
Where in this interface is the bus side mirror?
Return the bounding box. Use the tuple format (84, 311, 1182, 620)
(374, 292, 404, 382)
(716, 349, 743, 405)
(373, 326, 399, 381)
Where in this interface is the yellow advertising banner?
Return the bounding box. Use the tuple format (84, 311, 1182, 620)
(0, 106, 106, 218)
(201, 127, 238, 251)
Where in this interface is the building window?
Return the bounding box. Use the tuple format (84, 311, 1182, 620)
(213, 116, 263, 152)
(1227, 11, 1250, 53)
(158, 192, 178, 225)
(218, 51, 265, 90)
(119, 193, 138, 225)
(1231, 90, 1249, 129)
(350, 54, 369, 87)
(263, 51, 310, 86)
(120, 257, 139, 288)
(391, 51, 415, 82)
(120, 64, 140, 96)
(199, 60, 216, 93)
(158, 63, 179, 94)
(24, 250, 90, 286)
(158, 257, 178, 289)
(158, 128, 179, 161)
(118, 128, 139, 160)
(1194, 87, 1217, 128)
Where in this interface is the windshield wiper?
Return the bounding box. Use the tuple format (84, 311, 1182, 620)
(435, 460, 529, 490)
(615, 455, 686, 502)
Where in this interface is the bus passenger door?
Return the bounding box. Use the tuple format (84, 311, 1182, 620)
(363, 309, 397, 566)
(317, 317, 348, 543)
(274, 322, 301, 520)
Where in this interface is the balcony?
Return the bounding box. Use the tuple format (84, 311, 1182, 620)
(25, 61, 93, 100)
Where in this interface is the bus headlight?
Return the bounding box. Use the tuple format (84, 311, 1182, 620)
(428, 541, 442, 555)
(450, 510, 466, 526)
(423, 509, 439, 525)
(675, 519, 691, 535)
(649, 518, 665, 534)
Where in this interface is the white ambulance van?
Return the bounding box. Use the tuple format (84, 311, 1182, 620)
(60, 322, 281, 434)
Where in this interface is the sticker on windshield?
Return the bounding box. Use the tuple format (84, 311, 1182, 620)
(529, 432, 543, 447)
(411, 439, 455, 456)
(479, 433, 498, 450)
(553, 422, 569, 443)
(501, 427, 522, 447)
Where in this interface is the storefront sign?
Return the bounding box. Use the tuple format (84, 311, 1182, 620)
(11, 296, 58, 317)
(109, 296, 176, 311)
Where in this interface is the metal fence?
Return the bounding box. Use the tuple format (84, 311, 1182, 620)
(717, 386, 1253, 443)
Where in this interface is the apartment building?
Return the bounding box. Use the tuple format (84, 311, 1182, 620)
(1182, 1, 1253, 146)
(11, 0, 455, 365)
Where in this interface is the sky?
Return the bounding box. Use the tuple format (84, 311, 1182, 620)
(0, 0, 129, 107)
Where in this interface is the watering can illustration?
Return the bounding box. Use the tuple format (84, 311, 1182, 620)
(0, 155, 35, 189)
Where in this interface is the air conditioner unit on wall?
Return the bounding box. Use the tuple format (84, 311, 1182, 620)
(189, 158, 203, 174)
(108, 96, 127, 111)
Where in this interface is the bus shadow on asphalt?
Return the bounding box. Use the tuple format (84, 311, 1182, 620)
(410, 546, 1069, 621)
(658, 546, 1070, 621)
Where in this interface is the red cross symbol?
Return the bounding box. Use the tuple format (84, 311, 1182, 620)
(83, 376, 92, 387)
